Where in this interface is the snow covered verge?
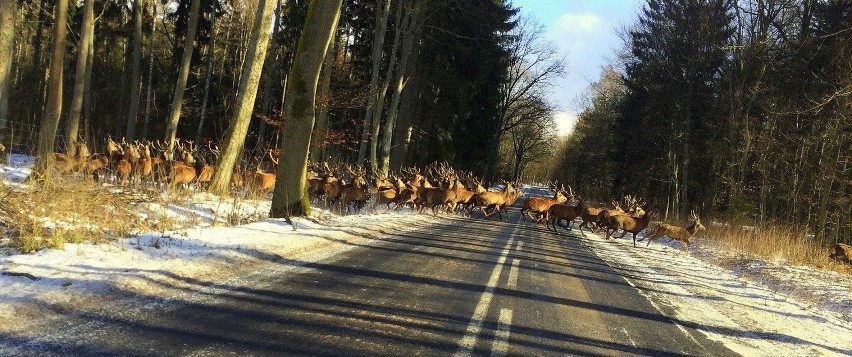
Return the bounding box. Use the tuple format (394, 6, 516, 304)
(519, 184, 852, 355)
(580, 231, 852, 356)
(0, 154, 435, 336)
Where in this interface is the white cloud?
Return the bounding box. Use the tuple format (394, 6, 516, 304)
(554, 12, 605, 34)
(554, 111, 578, 136)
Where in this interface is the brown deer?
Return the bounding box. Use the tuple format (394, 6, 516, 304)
(472, 181, 520, 221)
(828, 243, 851, 264)
(338, 165, 368, 214)
(603, 207, 652, 247)
(644, 210, 705, 252)
(546, 198, 584, 234)
(521, 181, 570, 224)
(578, 202, 621, 236)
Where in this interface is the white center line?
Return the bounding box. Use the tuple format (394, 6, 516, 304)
(454, 236, 515, 357)
(490, 308, 514, 357)
(507, 242, 523, 289)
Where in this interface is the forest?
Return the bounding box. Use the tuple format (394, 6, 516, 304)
(552, 0, 851, 245)
(0, 0, 850, 243)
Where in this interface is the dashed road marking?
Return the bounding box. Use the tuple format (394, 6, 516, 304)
(454, 236, 515, 357)
(490, 308, 514, 357)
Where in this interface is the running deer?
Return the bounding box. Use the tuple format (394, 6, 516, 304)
(521, 181, 571, 224)
(644, 210, 705, 252)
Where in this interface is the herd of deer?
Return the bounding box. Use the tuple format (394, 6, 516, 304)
(48, 139, 706, 251)
(520, 181, 705, 251)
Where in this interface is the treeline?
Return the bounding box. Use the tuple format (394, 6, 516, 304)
(0, 0, 562, 182)
(552, 0, 851, 243)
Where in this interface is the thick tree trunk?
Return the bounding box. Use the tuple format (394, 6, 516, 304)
(0, 0, 16, 161)
(369, 0, 404, 175)
(310, 39, 334, 162)
(356, 0, 392, 165)
(125, 0, 144, 141)
(30, 0, 70, 181)
(207, 0, 278, 195)
(270, 0, 343, 218)
(64, 0, 95, 151)
(164, 0, 202, 154)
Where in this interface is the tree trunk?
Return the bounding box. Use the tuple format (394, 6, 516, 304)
(83, 27, 94, 143)
(356, 0, 392, 166)
(389, 32, 421, 171)
(0, 0, 16, 161)
(207, 0, 278, 195)
(196, 8, 216, 144)
(164, 0, 202, 154)
(30, 0, 69, 181)
(369, 0, 404, 175)
(257, 0, 283, 148)
(270, 0, 343, 218)
(141, 2, 158, 140)
(64, 0, 95, 151)
(379, 1, 422, 176)
(310, 38, 334, 162)
(125, 0, 144, 141)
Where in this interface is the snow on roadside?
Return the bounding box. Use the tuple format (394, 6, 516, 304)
(0, 209, 435, 335)
(580, 231, 852, 356)
(0, 154, 436, 335)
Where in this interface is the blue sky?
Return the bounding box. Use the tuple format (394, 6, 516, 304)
(510, 0, 642, 135)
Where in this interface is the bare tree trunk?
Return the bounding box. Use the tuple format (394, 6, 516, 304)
(0, 0, 16, 161)
(64, 0, 95, 152)
(83, 28, 94, 143)
(270, 0, 343, 218)
(310, 38, 334, 162)
(196, 8, 216, 144)
(356, 0, 392, 165)
(164, 0, 202, 154)
(369, 0, 404, 175)
(257, 0, 283, 147)
(30, 0, 69, 181)
(125, 0, 144, 141)
(141, 2, 157, 140)
(379, 1, 422, 176)
(207, 0, 278, 195)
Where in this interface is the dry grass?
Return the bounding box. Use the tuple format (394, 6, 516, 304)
(706, 219, 852, 274)
(0, 177, 141, 253)
(0, 173, 271, 254)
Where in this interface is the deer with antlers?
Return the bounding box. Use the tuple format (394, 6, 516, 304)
(603, 204, 652, 247)
(546, 198, 584, 234)
(338, 165, 369, 214)
(471, 181, 521, 221)
(521, 181, 571, 224)
(644, 210, 705, 252)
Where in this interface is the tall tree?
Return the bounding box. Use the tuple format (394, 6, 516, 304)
(356, 0, 393, 166)
(0, 0, 16, 161)
(270, 0, 343, 218)
(64, 0, 96, 152)
(310, 38, 334, 162)
(379, 0, 424, 176)
(207, 0, 279, 195)
(164, 0, 202, 155)
(125, 0, 144, 141)
(30, 0, 70, 180)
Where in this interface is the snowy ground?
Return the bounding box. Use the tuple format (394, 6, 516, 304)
(522, 185, 852, 355)
(0, 162, 849, 355)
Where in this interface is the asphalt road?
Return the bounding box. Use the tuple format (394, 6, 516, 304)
(2, 209, 736, 356)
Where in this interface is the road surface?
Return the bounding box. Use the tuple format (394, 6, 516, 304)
(1, 210, 735, 356)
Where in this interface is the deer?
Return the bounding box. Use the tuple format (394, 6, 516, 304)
(546, 198, 584, 234)
(644, 210, 705, 252)
(454, 174, 486, 216)
(829, 243, 852, 264)
(338, 165, 368, 214)
(578, 202, 621, 236)
(472, 181, 520, 221)
(520, 181, 571, 224)
(603, 207, 652, 247)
